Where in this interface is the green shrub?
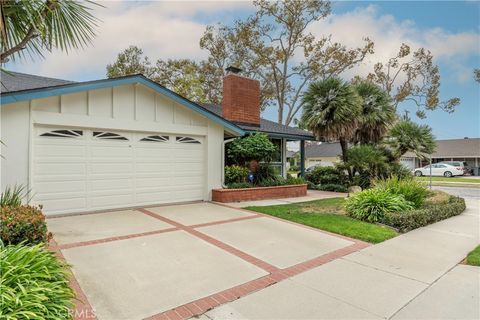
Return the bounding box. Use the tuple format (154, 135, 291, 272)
(317, 184, 349, 193)
(345, 188, 414, 223)
(225, 165, 249, 184)
(257, 176, 287, 187)
(289, 165, 299, 172)
(0, 205, 51, 245)
(0, 243, 75, 319)
(227, 133, 277, 165)
(226, 182, 251, 189)
(374, 176, 429, 208)
(0, 185, 28, 208)
(383, 196, 466, 232)
(306, 181, 316, 190)
(286, 176, 305, 185)
(305, 166, 348, 186)
(255, 164, 279, 185)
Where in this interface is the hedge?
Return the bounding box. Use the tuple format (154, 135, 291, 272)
(382, 196, 466, 233)
(0, 205, 51, 245)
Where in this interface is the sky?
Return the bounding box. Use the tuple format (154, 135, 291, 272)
(6, 0, 480, 140)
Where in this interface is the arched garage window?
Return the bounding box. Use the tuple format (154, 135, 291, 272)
(176, 136, 201, 144)
(140, 135, 170, 142)
(93, 132, 128, 141)
(40, 129, 83, 138)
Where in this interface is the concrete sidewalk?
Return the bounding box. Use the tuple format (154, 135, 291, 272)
(204, 199, 480, 319)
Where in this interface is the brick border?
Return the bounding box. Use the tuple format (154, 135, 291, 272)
(49, 240, 97, 320)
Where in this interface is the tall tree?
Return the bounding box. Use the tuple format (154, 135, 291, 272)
(353, 81, 397, 144)
(386, 119, 436, 160)
(301, 77, 362, 164)
(366, 43, 460, 119)
(0, 0, 99, 63)
(201, 0, 374, 125)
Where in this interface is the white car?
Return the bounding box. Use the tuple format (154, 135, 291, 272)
(413, 163, 464, 177)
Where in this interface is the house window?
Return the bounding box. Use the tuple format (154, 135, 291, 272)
(40, 129, 83, 138)
(140, 135, 169, 142)
(176, 136, 201, 144)
(93, 132, 128, 141)
(268, 138, 284, 176)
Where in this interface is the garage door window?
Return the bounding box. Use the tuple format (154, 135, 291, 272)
(40, 129, 83, 138)
(93, 131, 128, 141)
(140, 135, 170, 142)
(176, 136, 201, 144)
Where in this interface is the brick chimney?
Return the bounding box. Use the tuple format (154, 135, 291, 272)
(222, 66, 261, 126)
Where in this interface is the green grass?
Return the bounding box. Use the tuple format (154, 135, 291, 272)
(466, 245, 480, 266)
(415, 177, 480, 184)
(244, 198, 398, 244)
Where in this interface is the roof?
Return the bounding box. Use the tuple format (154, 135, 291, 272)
(1, 71, 74, 93)
(201, 104, 314, 140)
(287, 150, 297, 158)
(404, 138, 480, 158)
(0, 72, 245, 136)
(305, 142, 342, 158)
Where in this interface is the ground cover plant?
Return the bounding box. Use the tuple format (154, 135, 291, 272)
(465, 245, 480, 267)
(245, 198, 397, 243)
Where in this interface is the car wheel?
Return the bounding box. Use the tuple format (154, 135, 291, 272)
(414, 171, 422, 177)
(444, 171, 453, 177)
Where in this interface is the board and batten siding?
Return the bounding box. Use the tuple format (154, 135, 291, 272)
(1, 83, 224, 202)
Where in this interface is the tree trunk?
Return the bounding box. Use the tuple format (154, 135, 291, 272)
(339, 137, 352, 179)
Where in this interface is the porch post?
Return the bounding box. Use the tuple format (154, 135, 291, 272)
(300, 140, 305, 177)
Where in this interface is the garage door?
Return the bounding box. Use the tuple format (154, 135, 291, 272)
(32, 126, 205, 215)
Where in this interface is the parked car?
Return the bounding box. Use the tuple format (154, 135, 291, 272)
(413, 163, 464, 177)
(438, 161, 471, 175)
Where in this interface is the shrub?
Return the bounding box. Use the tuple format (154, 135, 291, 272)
(317, 184, 349, 193)
(345, 188, 414, 223)
(225, 165, 249, 184)
(255, 164, 278, 185)
(227, 133, 277, 165)
(383, 196, 465, 232)
(0, 205, 51, 245)
(0, 243, 75, 319)
(289, 165, 299, 172)
(0, 185, 28, 208)
(374, 176, 429, 208)
(305, 166, 348, 186)
(226, 182, 251, 189)
(306, 181, 316, 190)
(286, 176, 305, 185)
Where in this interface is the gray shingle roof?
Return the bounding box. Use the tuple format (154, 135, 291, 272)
(305, 142, 342, 158)
(1, 71, 74, 93)
(404, 138, 480, 158)
(201, 104, 313, 140)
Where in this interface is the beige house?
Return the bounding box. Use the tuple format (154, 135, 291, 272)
(305, 143, 342, 168)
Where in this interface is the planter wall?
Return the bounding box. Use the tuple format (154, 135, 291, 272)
(212, 184, 307, 203)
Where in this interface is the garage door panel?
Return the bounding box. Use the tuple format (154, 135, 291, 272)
(33, 127, 206, 214)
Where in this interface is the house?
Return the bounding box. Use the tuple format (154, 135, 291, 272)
(0, 68, 313, 215)
(305, 138, 480, 173)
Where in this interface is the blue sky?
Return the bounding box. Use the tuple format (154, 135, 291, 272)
(6, 1, 480, 140)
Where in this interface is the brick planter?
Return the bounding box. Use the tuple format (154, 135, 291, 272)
(212, 184, 307, 203)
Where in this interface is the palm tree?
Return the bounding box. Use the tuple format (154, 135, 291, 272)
(387, 119, 436, 160)
(354, 81, 397, 144)
(0, 0, 100, 64)
(301, 77, 361, 162)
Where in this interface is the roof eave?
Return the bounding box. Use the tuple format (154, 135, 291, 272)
(243, 129, 314, 141)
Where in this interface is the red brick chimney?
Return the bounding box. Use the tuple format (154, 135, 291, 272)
(222, 66, 261, 126)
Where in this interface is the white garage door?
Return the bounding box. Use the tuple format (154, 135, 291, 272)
(32, 126, 205, 215)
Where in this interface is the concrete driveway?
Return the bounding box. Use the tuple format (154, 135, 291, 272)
(47, 202, 366, 320)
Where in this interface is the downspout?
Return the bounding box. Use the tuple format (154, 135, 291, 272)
(222, 137, 236, 188)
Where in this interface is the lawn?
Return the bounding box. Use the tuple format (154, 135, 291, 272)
(465, 245, 480, 266)
(244, 198, 398, 244)
(415, 177, 480, 184)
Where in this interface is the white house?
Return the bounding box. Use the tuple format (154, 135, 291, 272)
(0, 68, 312, 215)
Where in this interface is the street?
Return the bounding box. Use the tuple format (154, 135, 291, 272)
(433, 185, 480, 200)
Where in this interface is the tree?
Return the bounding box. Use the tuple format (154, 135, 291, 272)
(366, 43, 460, 119)
(106, 46, 221, 104)
(227, 133, 277, 167)
(301, 77, 361, 164)
(343, 144, 388, 183)
(386, 119, 436, 160)
(353, 81, 396, 144)
(0, 0, 99, 63)
(201, 0, 374, 125)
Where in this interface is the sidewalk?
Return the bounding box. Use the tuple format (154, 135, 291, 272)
(203, 199, 480, 319)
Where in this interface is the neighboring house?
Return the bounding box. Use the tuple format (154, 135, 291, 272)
(401, 138, 480, 170)
(286, 150, 299, 168)
(0, 68, 312, 215)
(305, 138, 480, 173)
(305, 143, 343, 168)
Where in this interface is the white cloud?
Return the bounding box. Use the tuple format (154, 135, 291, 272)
(8, 0, 253, 80)
(308, 5, 480, 83)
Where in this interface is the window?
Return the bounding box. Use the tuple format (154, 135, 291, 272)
(40, 129, 83, 138)
(176, 136, 201, 144)
(93, 132, 128, 141)
(140, 135, 169, 142)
